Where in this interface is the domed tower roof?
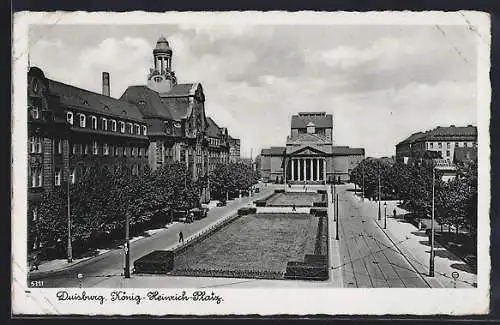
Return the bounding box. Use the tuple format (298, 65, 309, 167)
(153, 36, 172, 55)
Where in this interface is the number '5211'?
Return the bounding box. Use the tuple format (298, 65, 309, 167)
(30, 281, 44, 287)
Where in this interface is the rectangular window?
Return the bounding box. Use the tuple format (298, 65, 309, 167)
(103, 143, 109, 156)
(438, 143, 442, 149)
(31, 167, 43, 188)
(79, 114, 86, 127)
(132, 147, 137, 157)
(67, 112, 73, 125)
(142, 125, 147, 136)
(463, 142, 467, 147)
(70, 168, 76, 184)
(120, 121, 125, 133)
(446, 150, 450, 157)
(54, 169, 61, 186)
(429, 142, 433, 149)
(102, 118, 108, 131)
(84, 144, 89, 155)
(57, 140, 62, 154)
(93, 141, 98, 155)
(111, 120, 117, 132)
(29, 136, 35, 153)
(72, 144, 76, 155)
(31, 106, 40, 119)
(455, 142, 459, 147)
(138, 148, 142, 157)
(115, 146, 119, 157)
(447, 142, 450, 149)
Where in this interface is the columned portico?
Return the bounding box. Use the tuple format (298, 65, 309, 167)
(288, 157, 327, 182)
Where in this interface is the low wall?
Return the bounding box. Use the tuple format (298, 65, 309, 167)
(256, 207, 310, 214)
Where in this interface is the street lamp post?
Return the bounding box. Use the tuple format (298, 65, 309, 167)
(67, 165, 72, 263)
(378, 162, 381, 221)
(335, 193, 339, 240)
(384, 202, 387, 229)
(429, 166, 436, 277)
(124, 210, 131, 278)
(362, 166, 365, 201)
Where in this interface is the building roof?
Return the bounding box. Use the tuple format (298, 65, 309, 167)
(291, 113, 333, 129)
(287, 132, 330, 143)
(160, 83, 198, 98)
(153, 36, 172, 54)
(48, 79, 144, 122)
(206, 117, 223, 138)
(454, 147, 478, 163)
(120, 85, 175, 120)
(331, 146, 365, 155)
(397, 125, 477, 145)
(261, 147, 286, 156)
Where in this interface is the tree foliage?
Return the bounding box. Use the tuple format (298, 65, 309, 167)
(351, 158, 477, 236)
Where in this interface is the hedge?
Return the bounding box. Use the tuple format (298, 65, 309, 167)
(238, 207, 257, 215)
(274, 189, 285, 193)
(313, 202, 328, 207)
(170, 268, 284, 280)
(310, 208, 328, 217)
(304, 254, 328, 265)
(134, 250, 174, 274)
(284, 261, 328, 281)
(317, 189, 327, 194)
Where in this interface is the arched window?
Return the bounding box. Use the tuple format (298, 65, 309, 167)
(91, 116, 97, 129)
(102, 117, 108, 131)
(67, 111, 73, 125)
(120, 121, 125, 133)
(79, 114, 86, 128)
(111, 120, 117, 132)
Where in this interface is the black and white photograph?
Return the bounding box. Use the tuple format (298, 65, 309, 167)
(12, 11, 490, 315)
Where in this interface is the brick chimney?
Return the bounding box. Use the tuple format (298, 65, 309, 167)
(102, 72, 110, 96)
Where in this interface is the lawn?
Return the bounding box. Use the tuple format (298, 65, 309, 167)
(170, 213, 320, 278)
(266, 192, 323, 207)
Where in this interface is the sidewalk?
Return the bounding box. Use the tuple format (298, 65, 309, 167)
(29, 184, 278, 279)
(327, 185, 343, 287)
(351, 193, 477, 288)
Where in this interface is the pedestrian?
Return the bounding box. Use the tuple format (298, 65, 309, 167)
(393, 208, 396, 219)
(179, 231, 184, 244)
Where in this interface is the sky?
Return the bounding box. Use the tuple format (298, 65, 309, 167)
(29, 23, 478, 158)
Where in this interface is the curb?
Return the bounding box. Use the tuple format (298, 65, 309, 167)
(29, 187, 275, 281)
(373, 219, 434, 288)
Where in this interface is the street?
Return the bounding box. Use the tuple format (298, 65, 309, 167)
(334, 184, 430, 288)
(30, 184, 277, 288)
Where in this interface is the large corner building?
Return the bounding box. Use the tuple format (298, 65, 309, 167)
(27, 36, 240, 230)
(260, 112, 365, 184)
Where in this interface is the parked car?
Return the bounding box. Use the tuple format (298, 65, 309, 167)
(172, 209, 193, 223)
(190, 207, 208, 220)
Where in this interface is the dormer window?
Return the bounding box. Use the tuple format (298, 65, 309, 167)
(83, 100, 89, 105)
(103, 105, 109, 111)
(79, 114, 86, 128)
(91, 116, 97, 129)
(67, 111, 73, 125)
(111, 119, 117, 131)
(122, 110, 127, 116)
(120, 121, 125, 133)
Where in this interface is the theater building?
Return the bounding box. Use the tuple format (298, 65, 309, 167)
(260, 112, 365, 184)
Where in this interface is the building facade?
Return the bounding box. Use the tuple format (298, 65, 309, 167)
(121, 36, 209, 181)
(395, 125, 477, 165)
(27, 36, 237, 247)
(260, 112, 365, 183)
(27, 67, 150, 250)
(229, 136, 241, 163)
